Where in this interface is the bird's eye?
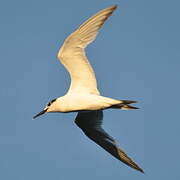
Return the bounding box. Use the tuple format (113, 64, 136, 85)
(47, 98, 56, 107)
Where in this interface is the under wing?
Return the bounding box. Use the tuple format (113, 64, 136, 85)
(57, 5, 117, 94)
(75, 110, 144, 173)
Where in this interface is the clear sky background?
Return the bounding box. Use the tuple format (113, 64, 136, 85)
(0, 0, 180, 179)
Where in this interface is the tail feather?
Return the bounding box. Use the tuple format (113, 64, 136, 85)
(120, 100, 137, 104)
(111, 100, 139, 110)
(120, 104, 139, 110)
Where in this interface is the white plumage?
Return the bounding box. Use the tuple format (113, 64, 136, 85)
(34, 5, 144, 173)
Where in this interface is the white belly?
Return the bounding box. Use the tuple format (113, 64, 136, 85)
(57, 93, 120, 112)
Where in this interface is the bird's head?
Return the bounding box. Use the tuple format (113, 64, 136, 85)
(33, 98, 57, 119)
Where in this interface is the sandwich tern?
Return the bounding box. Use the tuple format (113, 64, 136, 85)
(34, 5, 144, 173)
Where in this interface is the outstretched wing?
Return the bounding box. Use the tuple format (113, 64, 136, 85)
(57, 5, 117, 95)
(75, 110, 144, 173)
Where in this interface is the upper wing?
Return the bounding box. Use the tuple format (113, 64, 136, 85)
(75, 111, 144, 173)
(57, 5, 117, 95)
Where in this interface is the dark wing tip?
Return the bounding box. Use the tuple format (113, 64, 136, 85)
(134, 163, 144, 173)
(140, 168, 145, 173)
(117, 148, 144, 173)
(107, 5, 118, 15)
(112, 4, 118, 9)
(136, 166, 144, 173)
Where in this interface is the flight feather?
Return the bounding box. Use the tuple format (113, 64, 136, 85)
(57, 5, 117, 94)
(75, 111, 144, 173)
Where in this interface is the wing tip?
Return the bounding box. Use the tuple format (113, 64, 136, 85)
(124, 158, 144, 174)
(117, 148, 144, 173)
(111, 4, 118, 10)
(107, 5, 118, 14)
(133, 164, 144, 173)
(139, 168, 145, 174)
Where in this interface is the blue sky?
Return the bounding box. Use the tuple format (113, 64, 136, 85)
(0, 0, 180, 179)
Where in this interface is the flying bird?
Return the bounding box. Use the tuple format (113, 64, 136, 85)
(34, 5, 144, 173)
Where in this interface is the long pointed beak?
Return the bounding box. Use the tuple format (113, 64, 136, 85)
(33, 109, 47, 119)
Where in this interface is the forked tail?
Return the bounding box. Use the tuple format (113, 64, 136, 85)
(111, 100, 139, 110)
